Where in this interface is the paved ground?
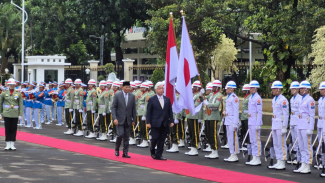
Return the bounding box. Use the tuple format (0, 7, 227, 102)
(0, 122, 324, 183)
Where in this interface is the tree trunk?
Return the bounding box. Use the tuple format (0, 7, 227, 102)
(1, 52, 8, 74)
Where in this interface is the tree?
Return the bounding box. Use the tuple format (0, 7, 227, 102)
(150, 69, 164, 86)
(210, 34, 238, 80)
(103, 63, 116, 74)
(0, 3, 23, 73)
(308, 26, 325, 91)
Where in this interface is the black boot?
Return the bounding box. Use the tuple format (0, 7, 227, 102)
(293, 162, 301, 173)
(320, 167, 325, 177)
(267, 159, 274, 169)
(245, 155, 251, 165)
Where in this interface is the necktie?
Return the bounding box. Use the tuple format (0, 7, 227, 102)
(125, 94, 128, 106)
(159, 97, 163, 109)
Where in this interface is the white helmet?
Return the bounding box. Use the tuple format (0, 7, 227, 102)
(7, 78, 16, 85)
(192, 80, 201, 88)
(212, 80, 222, 87)
(65, 78, 73, 84)
(290, 81, 300, 89)
(74, 79, 82, 85)
(134, 80, 142, 86)
(319, 82, 325, 90)
(225, 81, 236, 89)
(249, 80, 260, 88)
(130, 81, 135, 88)
(242, 84, 250, 91)
(113, 81, 120, 87)
(99, 80, 107, 86)
(141, 82, 149, 88)
(271, 80, 283, 89)
(206, 82, 212, 90)
(106, 79, 113, 85)
(147, 81, 153, 88)
(88, 79, 96, 85)
(299, 80, 311, 89)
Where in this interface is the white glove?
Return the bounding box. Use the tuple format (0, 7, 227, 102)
(69, 109, 73, 112)
(174, 119, 179, 124)
(307, 129, 313, 135)
(255, 125, 261, 131)
(92, 110, 96, 114)
(198, 119, 203, 123)
(18, 116, 22, 120)
(281, 127, 287, 134)
(79, 109, 83, 113)
(110, 110, 111, 113)
(200, 89, 205, 96)
(102, 113, 106, 116)
(290, 126, 294, 130)
(203, 99, 209, 106)
(141, 116, 146, 121)
(233, 124, 238, 131)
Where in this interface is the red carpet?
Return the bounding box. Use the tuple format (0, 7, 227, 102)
(0, 128, 295, 183)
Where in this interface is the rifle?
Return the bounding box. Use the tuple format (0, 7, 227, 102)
(264, 131, 272, 162)
(241, 130, 249, 157)
(289, 137, 299, 165)
(93, 114, 100, 132)
(315, 133, 323, 170)
(217, 118, 224, 143)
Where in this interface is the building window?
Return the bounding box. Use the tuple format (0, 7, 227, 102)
(47, 59, 50, 62)
(41, 59, 44, 62)
(45, 70, 58, 83)
(53, 59, 56, 62)
(59, 59, 61, 62)
(123, 47, 138, 54)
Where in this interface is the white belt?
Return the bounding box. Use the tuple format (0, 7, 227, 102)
(99, 105, 105, 107)
(140, 105, 144, 108)
(58, 99, 63, 102)
(45, 98, 51, 100)
(35, 101, 41, 103)
(318, 116, 325, 120)
(26, 99, 32, 101)
(248, 113, 258, 117)
(66, 100, 71, 102)
(299, 114, 310, 122)
(75, 100, 79, 102)
(272, 114, 283, 120)
(4, 105, 18, 109)
(87, 101, 92, 104)
(242, 110, 249, 113)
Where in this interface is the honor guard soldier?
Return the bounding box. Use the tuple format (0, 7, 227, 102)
(44, 82, 54, 124)
(202, 83, 213, 152)
(53, 81, 59, 121)
(202, 80, 222, 159)
(24, 84, 35, 128)
(293, 80, 315, 174)
(109, 81, 120, 142)
(167, 85, 181, 153)
(18, 82, 27, 126)
(56, 83, 66, 126)
(64, 78, 74, 135)
(185, 80, 204, 156)
(96, 80, 110, 141)
(288, 81, 302, 170)
(33, 84, 45, 129)
(137, 82, 150, 148)
(106, 80, 113, 136)
(223, 81, 240, 162)
(85, 79, 98, 138)
(267, 81, 289, 170)
(72, 79, 85, 137)
(315, 82, 325, 169)
(0, 78, 23, 150)
(135, 80, 144, 144)
(241, 84, 251, 162)
(246, 80, 263, 166)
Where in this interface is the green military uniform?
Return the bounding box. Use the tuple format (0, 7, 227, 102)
(86, 87, 97, 132)
(204, 90, 223, 150)
(65, 86, 74, 128)
(138, 91, 148, 141)
(109, 89, 118, 136)
(241, 94, 251, 144)
(72, 87, 84, 130)
(98, 89, 110, 134)
(0, 89, 23, 142)
(106, 88, 113, 131)
(186, 91, 203, 148)
(135, 89, 143, 132)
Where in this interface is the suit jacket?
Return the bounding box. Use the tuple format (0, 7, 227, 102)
(111, 91, 136, 126)
(146, 95, 173, 128)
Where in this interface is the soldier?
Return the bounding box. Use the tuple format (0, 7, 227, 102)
(24, 83, 35, 128)
(53, 81, 59, 121)
(267, 81, 289, 170)
(314, 82, 325, 169)
(185, 81, 204, 156)
(134, 81, 144, 144)
(167, 87, 181, 153)
(137, 82, 150, 147)
(222, 81, 240, 162)
(292, 80, 315, 174)
(109, 81, 120, 142)
(288, 81, 302, 171)
(202, 82, 213, 152)
(202, 80, 222, 159)
(44, 82, 54, 124)
(72, 79, 85, 137)
(56, 83, 66, 126)
(0, 78, 23, 150)
(106, 79, 113, 136)
(81, 83, 87, 122)
(33, 84, 45, 129)
(63, 78, 75, 135)
(85, 79, 98, 138)
(241, 84, 251, 163)
(96, 80, 110, 141)
(18, 82, 27, 126)
(245, 80, 263, 166)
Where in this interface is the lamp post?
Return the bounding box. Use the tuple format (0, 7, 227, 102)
(248, 33, 261, 82)
(28, 69, 31, 83)
(11, 0, 28, 82)
(85, 68, 90, 81)
(89, 35, 104, 66)
(5, 68, 9, 81)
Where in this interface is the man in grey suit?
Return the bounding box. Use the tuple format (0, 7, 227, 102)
(111, 81, 136, 158)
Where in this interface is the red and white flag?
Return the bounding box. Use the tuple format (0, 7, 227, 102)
(165, 15, 181, 113)
(176, 16, 199, 115)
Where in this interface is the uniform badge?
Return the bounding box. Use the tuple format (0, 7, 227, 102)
(105, 94, 108, 97)
(235, 98, 238, 103)
(311, 101, 315, 109)
(14, 94, 18, 100)
(257, 99, 261, 105)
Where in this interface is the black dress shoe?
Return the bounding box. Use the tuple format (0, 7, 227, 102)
(151, 154, 156, 159)
(122, 153, 131, 158)
(155, 156, 167, 160)
(115, 151, 119, 156)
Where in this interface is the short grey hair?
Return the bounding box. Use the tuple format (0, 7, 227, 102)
(155, 82, 164, 90)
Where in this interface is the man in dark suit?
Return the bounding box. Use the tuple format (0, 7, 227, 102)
(111, 81, 136, 158)
(146, 82, 174, 160)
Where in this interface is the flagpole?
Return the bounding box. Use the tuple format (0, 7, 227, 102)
(180, 10, 205, 100)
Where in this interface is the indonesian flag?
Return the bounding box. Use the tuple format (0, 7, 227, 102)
(176, 16, 199, 115)
(165, 15, 181, 113)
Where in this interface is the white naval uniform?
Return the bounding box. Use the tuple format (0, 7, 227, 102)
(290, 94, 302, 162)
(225, 93, 240, 155)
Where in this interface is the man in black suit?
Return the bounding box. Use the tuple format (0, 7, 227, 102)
(146, 82, 174, 160)
(111, 81, 136, 158)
